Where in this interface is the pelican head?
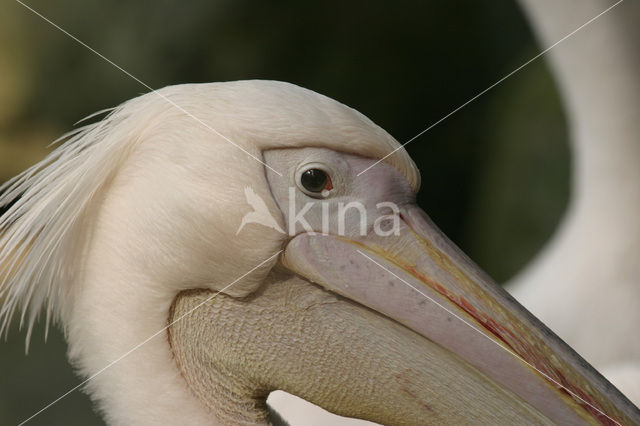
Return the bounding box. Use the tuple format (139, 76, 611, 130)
(0, 81, 638, 425)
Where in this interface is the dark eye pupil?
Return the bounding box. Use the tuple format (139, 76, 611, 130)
(301, 168, 328, 193)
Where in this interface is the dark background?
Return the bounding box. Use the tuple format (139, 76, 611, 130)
(0, 1, 569, 424)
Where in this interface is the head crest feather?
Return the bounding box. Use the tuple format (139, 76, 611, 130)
(0, 93, 165, 346)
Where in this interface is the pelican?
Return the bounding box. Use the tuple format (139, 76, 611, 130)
(0, 80, 638, 425)
(508, 0, 640, 405)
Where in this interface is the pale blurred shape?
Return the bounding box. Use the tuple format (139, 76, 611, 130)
(268, 391, 378, 426)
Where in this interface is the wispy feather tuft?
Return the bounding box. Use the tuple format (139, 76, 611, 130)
(0, 93, 163, 348)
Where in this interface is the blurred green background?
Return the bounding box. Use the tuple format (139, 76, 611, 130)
(0, 0, 569, 424)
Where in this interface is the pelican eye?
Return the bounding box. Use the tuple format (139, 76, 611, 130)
(297, 166, 333, 197)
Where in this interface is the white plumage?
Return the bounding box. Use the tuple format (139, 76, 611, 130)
(0, 81, 422, 425)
